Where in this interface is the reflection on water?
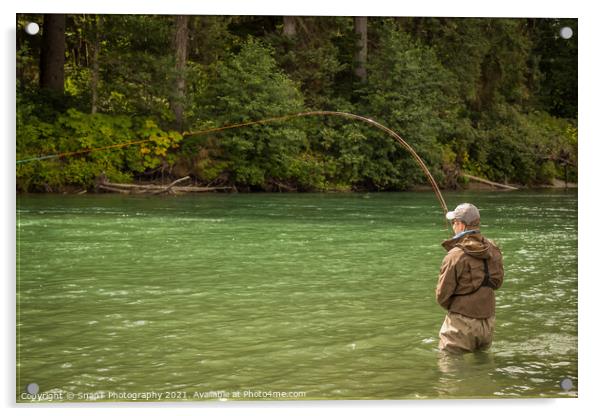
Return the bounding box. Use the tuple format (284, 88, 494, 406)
(437, 351, 498, 397)
(16, 191, 577, 401)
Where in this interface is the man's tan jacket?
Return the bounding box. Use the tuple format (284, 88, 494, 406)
(436, 231, 504, 318)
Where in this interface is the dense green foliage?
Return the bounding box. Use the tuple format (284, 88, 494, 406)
(16, 15, 577, 192)
(17, 101, 182, 192)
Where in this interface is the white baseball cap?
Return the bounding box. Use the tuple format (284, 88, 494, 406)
(445, 203, 480, 226)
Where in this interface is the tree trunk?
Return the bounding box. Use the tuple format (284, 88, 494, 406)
(172, 15, 189, 132)
(354, 17, 368, 83)
(90, 16, 101, 114)
(16, 17, 25, 90)
(39, 14, 66, 93)
(283, 16, 297, 37)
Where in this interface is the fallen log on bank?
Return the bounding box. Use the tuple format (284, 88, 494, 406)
(152, 176, 192, 195)
(461, 173, 519, 190)
(97, 175, 232, 195)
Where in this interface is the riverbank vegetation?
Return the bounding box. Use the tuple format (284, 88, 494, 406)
(16, 15, 577, 192)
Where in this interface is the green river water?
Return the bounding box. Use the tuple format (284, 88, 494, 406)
(16, 190, 577, 401)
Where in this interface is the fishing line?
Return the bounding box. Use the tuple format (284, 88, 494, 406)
(17, 110, 449, 227)
(16, 139, 153, 165)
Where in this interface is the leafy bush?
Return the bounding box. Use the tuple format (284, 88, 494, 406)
(17, 106, 182, 192)
(462, 104, 577, 185)
(356, 21, 460, 189)
(192, 38, 310, 189)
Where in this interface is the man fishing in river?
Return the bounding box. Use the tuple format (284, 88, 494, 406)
(436, 203, 504, 354)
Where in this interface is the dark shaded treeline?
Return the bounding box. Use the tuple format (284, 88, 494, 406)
(16, 15, 577, 192)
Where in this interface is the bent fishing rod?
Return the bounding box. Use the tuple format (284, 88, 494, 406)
(17, 110, 450, 225)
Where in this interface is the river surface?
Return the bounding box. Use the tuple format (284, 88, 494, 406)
(16, 191, 577, 401)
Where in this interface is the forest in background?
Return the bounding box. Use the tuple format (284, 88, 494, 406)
(16, 15, 577, 192)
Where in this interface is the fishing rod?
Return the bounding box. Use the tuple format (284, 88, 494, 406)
(184, 111, 449, 217)
(17, 110, 449, 225)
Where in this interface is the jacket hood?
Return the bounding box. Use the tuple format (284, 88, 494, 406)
(441, 231, 491, 259)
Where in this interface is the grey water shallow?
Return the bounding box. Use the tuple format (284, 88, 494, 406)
(16, 190, 577, 401)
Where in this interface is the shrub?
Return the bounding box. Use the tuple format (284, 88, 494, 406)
(193, 38, 309, 189)
(17, 107, 182, 192)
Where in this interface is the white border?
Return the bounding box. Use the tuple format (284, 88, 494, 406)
(11, 0, 583, 17)
(4, 1, 601, 415)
